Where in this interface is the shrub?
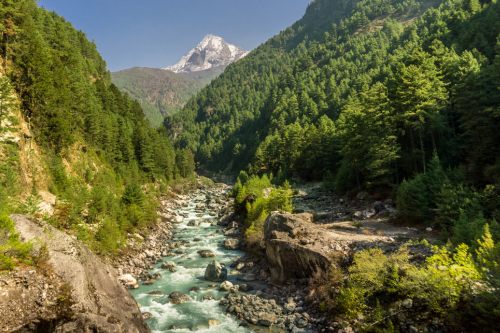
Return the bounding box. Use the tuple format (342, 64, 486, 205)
(233, 173, 293, 245)
(396, 155, 448, 223)
(332, 242, 486, 329)
(397, 174, 431, 222)
(436, 183, 483, 232)
(0, 214, 32, 270)
(122, 183, 144, 205)
(95, 217, 124, 254)
(452, 214, 486, 246)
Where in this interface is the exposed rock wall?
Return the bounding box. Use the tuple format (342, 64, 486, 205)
(8, 214, 149, 333)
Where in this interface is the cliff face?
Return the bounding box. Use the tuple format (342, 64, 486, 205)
(1, 215, 149, 333)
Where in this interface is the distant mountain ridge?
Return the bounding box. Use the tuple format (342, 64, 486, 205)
(164, 34, 248, 73)
(112, 35, 247, 127)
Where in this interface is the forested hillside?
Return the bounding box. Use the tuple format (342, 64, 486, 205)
(0, 0, 195, 255)
(171, 0, 499, 190)
(112, 66, 224, 127)
(168, 1, 500, 329)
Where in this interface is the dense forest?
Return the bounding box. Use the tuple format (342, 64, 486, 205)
(0, 0, 195, 255)
(170, 0, 499, 190)
(112, 66, 224, 127)
(167, 0, 500, 329)
(169, 0, 500, 247)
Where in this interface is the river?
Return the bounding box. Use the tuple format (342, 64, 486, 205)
(131, 190, 253, 333)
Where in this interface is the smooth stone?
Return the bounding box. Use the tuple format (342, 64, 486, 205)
(198, 249, 216, 258)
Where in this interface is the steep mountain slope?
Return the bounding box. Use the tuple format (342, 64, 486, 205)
(170, 0, 499, 189)
(112, 35, 245, 127)
(112, 66, 224, 127)
(0, 0, 195, 257)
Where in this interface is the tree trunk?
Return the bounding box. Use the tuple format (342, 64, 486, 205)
(409, 128, 418, 173)
(419, 127, 426, 174)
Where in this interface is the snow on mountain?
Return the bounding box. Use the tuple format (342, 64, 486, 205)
(164, 34, 248, 73)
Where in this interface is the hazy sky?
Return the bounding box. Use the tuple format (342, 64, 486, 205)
(38, 0, 311, 71)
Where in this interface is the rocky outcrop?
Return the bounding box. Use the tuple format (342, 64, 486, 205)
(7, 214, 149, 333)
(264, 212, 334, 284)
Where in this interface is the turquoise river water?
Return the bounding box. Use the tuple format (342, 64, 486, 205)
(131, 192, 253, 333)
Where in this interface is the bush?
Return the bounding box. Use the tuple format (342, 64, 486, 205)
(436, 183, 483, 232)
(122, 183, 144, 205)
(397, 155, 448, 223)
(94, 217, 124, 254)
(331, 241, 490, 330)
(0, 214, 32, 270)
(452, 214, 487, 246)
(233, 173, 293, 246)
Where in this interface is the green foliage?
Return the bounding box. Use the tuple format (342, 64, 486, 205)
(396, 155, 448, 223)
(175, 148, 195, 178)
(122, 183, 144, 205)
(332, 240, 496, 329)
(0, 0, 196, 255)
(436, 182, 483, 231)
(166, 0, 500, 221)
(0, 75, 16, 121)
(111, 67, 223, 127)
(94, 217, 123, 255)
(0, 213, 32, 270)
(233, 173, 293, 246)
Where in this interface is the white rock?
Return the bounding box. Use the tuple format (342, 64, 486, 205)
(219, 280, 234, 291)
(118, 274, 138, 289)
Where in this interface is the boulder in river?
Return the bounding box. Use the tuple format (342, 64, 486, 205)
(198, 249, 216, 258)
(223, 238, 240, 250)
(118, 273, 139, 289)
(168, 291, 191, 304)
(188, 220, 200, 227)
(204, 260, 228, 281)
(219, 280, 234, 291)
(161, 261, 176, 272)
(208, 319, 220, 327)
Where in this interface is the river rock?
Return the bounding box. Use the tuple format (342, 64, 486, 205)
(257, 312, 277, 327)
(224, 228, 239, 236)
(188, 220, 200, 227)
(204, 260, 228, 281)
(208, 319, 220, 327)
(142, 312, 153, 320)
(223, 238, 240, 250)
(118, 273, 139, 289)
(198, 249, 216, 258)
(161, 261, 177, 272)
(168, 291, 191, 304)
(219, 280, 234, 291)
(264, 212, 333, 283)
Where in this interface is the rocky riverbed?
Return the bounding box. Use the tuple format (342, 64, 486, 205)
(114, 180, 428, 333)
(119, 182, 321, 332)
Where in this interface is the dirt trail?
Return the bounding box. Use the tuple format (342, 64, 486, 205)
(292, 183, 423, 245)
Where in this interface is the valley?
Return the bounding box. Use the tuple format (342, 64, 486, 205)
(1, 0, 499, 332)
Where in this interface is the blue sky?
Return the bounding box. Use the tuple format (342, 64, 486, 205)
(38, 0, 311, 71)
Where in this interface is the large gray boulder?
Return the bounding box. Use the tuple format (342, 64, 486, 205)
(204, 260, 228, 281)
(264, 212, 333, 284)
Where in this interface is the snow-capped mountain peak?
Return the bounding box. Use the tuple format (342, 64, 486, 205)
(164, 35, 248, 73)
